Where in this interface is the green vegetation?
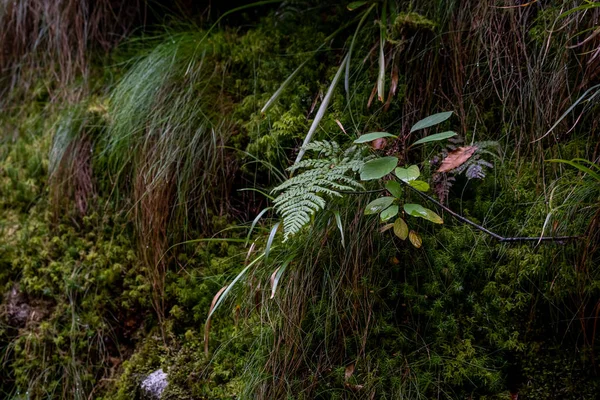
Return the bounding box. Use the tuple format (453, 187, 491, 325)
(0, 1, 599, 399)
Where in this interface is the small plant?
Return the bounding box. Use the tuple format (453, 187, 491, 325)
(271, 141, 370, 241)
(431, 137, 500, 203)
(366, 164, 441, 248)
(271, 111, 455, 246)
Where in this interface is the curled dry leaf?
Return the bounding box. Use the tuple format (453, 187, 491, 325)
(437, 146, 477, 173)
(380, 223, 394, 233)
(384, 62, 399, 112)
(335, 119, 347, 135)
(408, 230, 422, 248)
(367, 82, 377, 108)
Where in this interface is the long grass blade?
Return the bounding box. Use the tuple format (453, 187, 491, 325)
(237, 188, 275, 201)
(206, 252, 266, 323)
(246, 207, 272, 245)
(269, 254, 294, 299)
(570, 158, 600, 170)
(535, 84, 600, 142)
(265, 221, 281, 261)
(261, 57, 313, 114)
(200, 0, 283, 44)
(546, 159, 600, 182)
(333, 210, 345, 248)
(294, 53, 349, 164)
(263, 19, 362, 114)
(559, 3, 600, 19)
(345, 4, 377, 96)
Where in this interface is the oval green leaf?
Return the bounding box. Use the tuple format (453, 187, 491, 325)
(412, 131, 457, 146)
(410, 111, 453, 133)
(385, 180, 403, 198)
(423, 209, 443, 224)
(395, 165, 420, 182)
(380, 205, 399, 221)
(354, 132, 397, 144)
(393, 218, 408, 240)
(409, 180, 430, 192)
(364, 197, 395, 215)
(360, 156, 398, 181)
(403, 203, 443, 224)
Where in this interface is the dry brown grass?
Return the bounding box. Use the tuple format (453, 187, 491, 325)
(0, 0, 143, 101)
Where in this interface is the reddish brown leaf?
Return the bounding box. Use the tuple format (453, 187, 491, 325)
(336, 119, 347, 135)
(367, 82, 377, 108)
(372, 137, 387, 150)
(384, 62, 399, 112)
(205, 285, 228, 356)
(437, 146, 478, 173)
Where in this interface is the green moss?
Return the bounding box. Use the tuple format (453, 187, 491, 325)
(1, 3, 599, 400)
(393, 12, 437, 36)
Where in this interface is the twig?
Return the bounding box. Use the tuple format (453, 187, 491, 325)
(344, 184, 581, 244)
(398, 181, 581, 243)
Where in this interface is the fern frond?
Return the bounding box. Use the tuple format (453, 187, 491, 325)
(272, 140, 367, 241)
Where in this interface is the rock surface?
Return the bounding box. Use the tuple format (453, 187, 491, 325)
(141, 369, 168, 399)
(4, 284, 31, 327)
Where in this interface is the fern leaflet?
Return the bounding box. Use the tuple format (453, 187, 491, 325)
(272, 140, 368, 241)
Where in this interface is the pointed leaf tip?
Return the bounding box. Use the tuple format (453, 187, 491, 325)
(410, 111, 453, 133)
(354, 132, 397, 144)
(348, 1, 368, 10)
(412, 131, 457, 146)
(404, 203, 443, 224)
(385, 180, 403, 198)
(380, 205, 399, 221)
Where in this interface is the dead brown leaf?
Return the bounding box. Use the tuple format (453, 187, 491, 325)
(367, 82, 377, 108)
(269, 266, 281, 299)
(384, 62, 399, 112)
(437, 146, 477, 173)
(345, 364, 355, 381)
(372, 137, 387, 150)
(336, 119, 347, 135)
(204, 285, 228, 356)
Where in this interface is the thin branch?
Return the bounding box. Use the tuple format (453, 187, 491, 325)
(340, 189, 386, 194)
(345, 183, 582, 244)
(398, 180, 581, 243)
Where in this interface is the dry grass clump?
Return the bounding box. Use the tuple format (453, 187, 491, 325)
(0, 0, 143, 101)
(101, 31, 236, 325)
